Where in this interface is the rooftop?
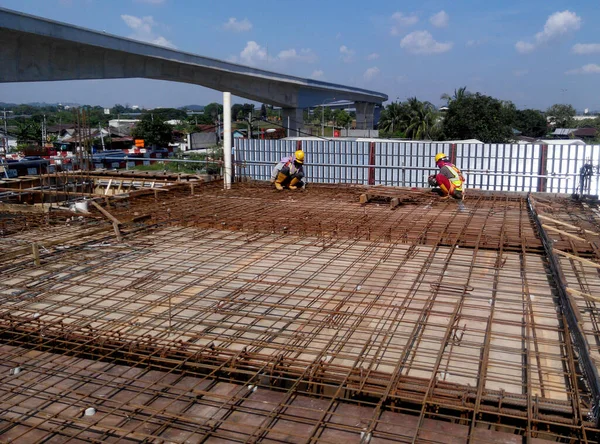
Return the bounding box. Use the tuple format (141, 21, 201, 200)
(0, 176, 599, 442)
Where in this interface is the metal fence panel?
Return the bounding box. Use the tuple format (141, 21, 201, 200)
(235, 140, 600, 194)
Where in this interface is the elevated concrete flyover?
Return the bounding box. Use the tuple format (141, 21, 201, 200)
(0, 7, 387, 133)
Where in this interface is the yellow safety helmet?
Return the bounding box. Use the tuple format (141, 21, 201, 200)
(294, 149, 305, 164)
(435, 152, 448, 163)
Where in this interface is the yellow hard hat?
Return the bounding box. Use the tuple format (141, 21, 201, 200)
(294, 150, 305, 164)
(435, 152, 448, 163)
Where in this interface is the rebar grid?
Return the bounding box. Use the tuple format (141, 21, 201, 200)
(529, 195, 600, 410)
(0, 222, 597, 442)
(97, 182, 546, 254)
(1, 183, 599, 442)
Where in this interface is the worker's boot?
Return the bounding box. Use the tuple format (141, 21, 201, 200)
(274, 172, 287, 191)
(288, 177, 300, 190)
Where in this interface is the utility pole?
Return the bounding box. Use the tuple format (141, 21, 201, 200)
(99, 123, 105, 151)
(42, 114, 47, 147)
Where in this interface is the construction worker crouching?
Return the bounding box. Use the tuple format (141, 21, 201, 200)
(271, 150, 306, 190)
(428, 152, 465, 200)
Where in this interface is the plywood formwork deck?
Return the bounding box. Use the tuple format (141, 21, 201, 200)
(1, 182, 599, 442)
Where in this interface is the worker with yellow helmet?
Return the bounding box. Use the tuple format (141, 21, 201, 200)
(428, 152, 465, 199)
(270, 149, 306, 190)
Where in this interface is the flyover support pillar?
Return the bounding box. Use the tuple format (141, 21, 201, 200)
(223, 91, 232, 190)
(282, 108, 303, 137)
(355, 102, 375, 130)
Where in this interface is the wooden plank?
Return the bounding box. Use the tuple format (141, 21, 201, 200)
(90, 201, 122, 225)
(0, 225, 114, 262)
(32, 243, 40, 266)
(554, 248, 600, 269)
(542, 224, 587, 243)
(566, 287, 600, 303)
(539, 214, 599, 236)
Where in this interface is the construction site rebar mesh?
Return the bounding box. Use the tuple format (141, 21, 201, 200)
(1, 179, 600, 443)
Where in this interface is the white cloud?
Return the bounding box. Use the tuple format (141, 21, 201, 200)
(120, 14, 176, 48)
(516, 10, 581, 53)
(363, 66, 380, 81)
(223, 17, 253, 32)
(367, 52, 380, 60)
(239, 41, 268, 66)
(390, 12, 418, 35)
(230, 42, 318, 67)
(515, 41, 536, 54)
(572, 43, 600, 54)
(513, 69, 529, 77)
(400, 30, 452, 55)
(396, 75, 408, 83)
(566, 64, 600, 75)
(430, 11, 449, 28)
(467, 38, 487, 47)
(339, 45, 355, 63)
(133, 0, 166, 4)
(311, 70, 324, 80)
(277, 48, 317, 63)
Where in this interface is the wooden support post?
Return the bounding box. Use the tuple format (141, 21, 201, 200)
(368, 142, 376, 186)
(390, 197, 400, 209)
(32, 243, 40, 266)
(359, 194, 370, 204)
(537, 144, 548, 193)
(190, 183, 195, 196)
(113, 222, 123, 243)
(90, 201, 122, 225)
(104, 178, 113, 196)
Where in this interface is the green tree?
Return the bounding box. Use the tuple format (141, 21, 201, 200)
(378, 102, 409, 136)
(333, 109, 352, 128)
(145, 108, 188, 122)
(131, 115, 173, 148)
(231, 104, 244, 121)
(204, 103, 223, 122)
(514, 109, 548, 138)
(546, 104, 576, 128)
(442, 93, 516, 143)
(404, 97, 440, 140)
(15, 120, 41, 145)
(441, 86, 470, 106)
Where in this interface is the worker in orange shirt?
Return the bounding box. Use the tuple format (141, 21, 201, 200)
(428, 152, 465, 199)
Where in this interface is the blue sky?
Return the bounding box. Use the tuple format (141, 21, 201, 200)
(1, 0, 599, 111)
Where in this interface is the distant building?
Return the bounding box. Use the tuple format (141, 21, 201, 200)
(551, 128, 597, 141)
(0, 131, 17, 152)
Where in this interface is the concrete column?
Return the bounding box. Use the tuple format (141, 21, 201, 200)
(282, 108, 303, 137)
(355, 102, 375, 130)
(223, 91, 232, 190)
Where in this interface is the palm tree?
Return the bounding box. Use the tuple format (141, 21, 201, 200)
(441, 86, 469, 105)
(378, 101, 409, 134)
(404, 97, 440, 140)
